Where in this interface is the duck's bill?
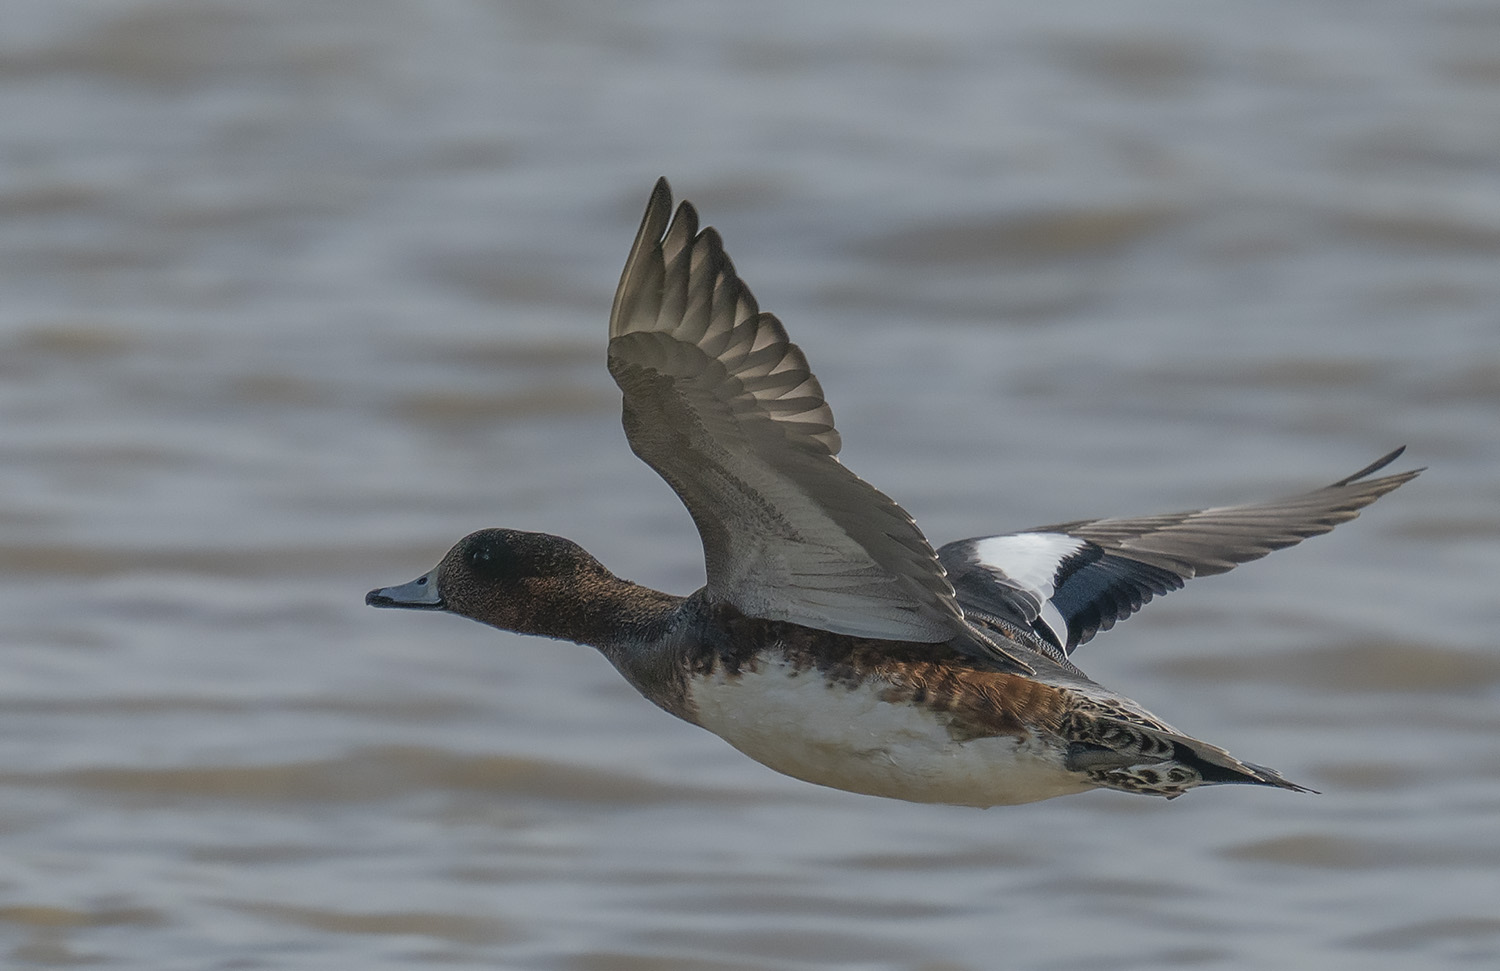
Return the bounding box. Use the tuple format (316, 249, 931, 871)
(365, 574, 444, 610)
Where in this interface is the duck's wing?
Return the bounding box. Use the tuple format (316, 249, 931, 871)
(607, 179, 971, 646)
(938, 449, 1420, 655)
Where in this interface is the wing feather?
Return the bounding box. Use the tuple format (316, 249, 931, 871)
(940, 449, 1420, 653)
(608, 179, 968, 643)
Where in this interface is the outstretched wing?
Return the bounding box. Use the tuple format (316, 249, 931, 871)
(608, 179, 967, 643)
(938, 449, 1420, 654)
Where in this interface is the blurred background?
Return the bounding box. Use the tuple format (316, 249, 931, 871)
(1, 1, 1497, 968)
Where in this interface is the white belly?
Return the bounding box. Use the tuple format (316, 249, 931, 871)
(686, 657, 1090, 807)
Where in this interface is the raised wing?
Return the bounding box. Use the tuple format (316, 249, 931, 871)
(607, 179, 968, 643)
(939, 448, 1420, 655)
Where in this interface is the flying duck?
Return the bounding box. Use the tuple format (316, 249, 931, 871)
(367, 179, 1418, 806)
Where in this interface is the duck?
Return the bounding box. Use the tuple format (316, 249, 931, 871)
(367, 179, 1419, 806)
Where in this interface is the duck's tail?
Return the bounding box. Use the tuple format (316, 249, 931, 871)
(1066, 716, 1314, 798)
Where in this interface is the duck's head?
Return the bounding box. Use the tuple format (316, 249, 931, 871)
(366, 528, 614, 637)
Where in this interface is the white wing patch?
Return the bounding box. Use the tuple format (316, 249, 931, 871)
(968, 533, 1085, 649)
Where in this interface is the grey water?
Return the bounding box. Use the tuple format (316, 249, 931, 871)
(1, 1, 1498, 968)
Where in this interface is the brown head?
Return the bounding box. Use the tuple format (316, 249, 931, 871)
(366, 528, 619, 642)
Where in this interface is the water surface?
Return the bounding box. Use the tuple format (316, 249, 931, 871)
(1, 2, 1497, 968)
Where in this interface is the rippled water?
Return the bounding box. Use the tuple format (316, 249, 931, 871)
(2, 2, 1498, 968)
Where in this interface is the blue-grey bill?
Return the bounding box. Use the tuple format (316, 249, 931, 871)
(366, 572, 444, 609)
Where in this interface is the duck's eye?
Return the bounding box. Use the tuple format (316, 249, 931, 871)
(464, 537, 521, 579)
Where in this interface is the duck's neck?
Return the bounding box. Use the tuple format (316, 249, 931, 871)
(515, 571, 683, 658)
(523, 572, 691, 719)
